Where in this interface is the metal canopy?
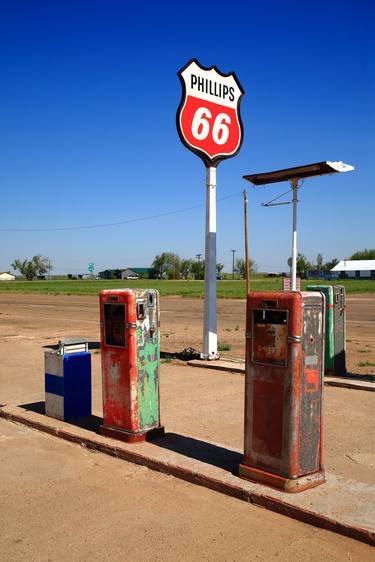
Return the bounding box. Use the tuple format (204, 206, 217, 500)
(242, 160, 354, 292)
(243, 161, 354, 185)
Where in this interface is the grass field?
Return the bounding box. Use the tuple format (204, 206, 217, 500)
(0, 278, 373, 298)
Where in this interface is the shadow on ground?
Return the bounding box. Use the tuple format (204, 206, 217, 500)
(19, 401, 102, 432)
(154, 432, 242, 474)
(41, 343, 201, 363)
(18, 401, 241, 474)
(160, 347, 201, 361)
(343, 372, 375, 381)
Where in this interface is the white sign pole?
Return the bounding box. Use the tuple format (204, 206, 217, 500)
(203, 166, 218, 359)
(291, 179, 299, 291)
(177, 59, 244, 360)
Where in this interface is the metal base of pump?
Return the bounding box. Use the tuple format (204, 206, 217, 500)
(200, 353, 221, 360)
(100, 424, 165, 443)
(239, 464, 326, 493)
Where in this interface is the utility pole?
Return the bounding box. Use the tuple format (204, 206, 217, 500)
(231, 249, 236, 280)
(290, 178, 299, 291)
(243, 190, 250, 294)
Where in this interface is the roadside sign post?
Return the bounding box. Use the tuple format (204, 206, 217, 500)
(177, 59, 244, 359)
(287, 256, 292, 280)
(204, 166, 217, 356)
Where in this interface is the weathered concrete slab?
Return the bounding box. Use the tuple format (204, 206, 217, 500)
(188, 359, 246, 374)
(324, 377, 375, 392)
(188, 360, 375, 391)
(1, 403, 374, 546)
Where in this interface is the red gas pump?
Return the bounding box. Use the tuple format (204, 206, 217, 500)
(99, 289, 164, 443)
(239, 291, 325, 493)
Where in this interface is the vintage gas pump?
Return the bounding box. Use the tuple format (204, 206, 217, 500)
(239, 291, 326, 493)
(307, 285, 346, 376)
(99, 288, 164, 442)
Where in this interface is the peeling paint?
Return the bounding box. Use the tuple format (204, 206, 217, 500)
(243, 291, 324, 485)
(99, 288, 161, 436)
(134, 290, 160, 429)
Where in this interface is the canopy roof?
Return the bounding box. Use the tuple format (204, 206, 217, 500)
(331, 260, 375, 272)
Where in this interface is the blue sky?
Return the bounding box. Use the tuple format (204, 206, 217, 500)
(1, 0, 373, 274)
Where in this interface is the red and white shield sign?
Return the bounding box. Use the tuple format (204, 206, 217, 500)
(177, 59, 245, 167)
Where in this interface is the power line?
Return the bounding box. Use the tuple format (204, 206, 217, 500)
(0, 191, 242, 232)
(261, 180, 304, 207)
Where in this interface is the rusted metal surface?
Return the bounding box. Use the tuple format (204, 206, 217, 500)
(240, 291, 325, 492)
(307, 285, 347, 376)
(99, 288, 164, 442)
(307, 285, 334, 372)
(333, 285, 346, 375)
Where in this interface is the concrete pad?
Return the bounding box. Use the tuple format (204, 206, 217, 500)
(188, 360, 375, 391)
(324, 377, 375, 392)
(188, 359, 246, 374)
(1, 403, 374, 547)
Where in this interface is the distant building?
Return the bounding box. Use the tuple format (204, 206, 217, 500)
(330, 260, 375, 279)
(98, 267, 155, 280)
(0, 272, 15, 281)
(128, 268, 154, 279)
(98, 269, 124, 280)
(121, 269, 140, 280)
(306, 270, 333, 280)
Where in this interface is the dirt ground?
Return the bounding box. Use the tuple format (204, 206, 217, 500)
(2, 421, 374, 562)
(0, 292, 374, 375)
(0, 293, 374, 560)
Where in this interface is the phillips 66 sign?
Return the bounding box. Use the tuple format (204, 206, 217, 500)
(176, 59, 245, 167)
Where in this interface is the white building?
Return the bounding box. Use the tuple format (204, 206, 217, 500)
(0, 272, 15, 281)
(331, 260, 375, 279)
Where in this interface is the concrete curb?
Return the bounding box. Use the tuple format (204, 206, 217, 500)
(187, 360, 375, 391)
(1, 405, 374, 547)
(324, 378, 375, 391)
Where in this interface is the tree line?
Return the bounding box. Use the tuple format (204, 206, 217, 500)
(8, 248, 374, 281)
(151, 252, 257, 280)
(11, 255, 51, 281)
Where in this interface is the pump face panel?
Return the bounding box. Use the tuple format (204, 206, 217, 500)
(252, 309, 288, 367)
(104, 303, 126, 347)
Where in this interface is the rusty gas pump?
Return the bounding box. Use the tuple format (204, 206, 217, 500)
(239, 291, 326, 493)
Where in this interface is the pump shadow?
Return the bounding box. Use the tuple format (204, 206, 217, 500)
(19, 401, 102, 432)
(18, 402, 241, 475)
(153, 432, 242, 475)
